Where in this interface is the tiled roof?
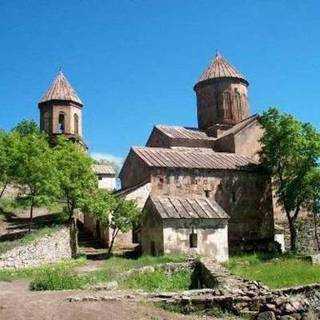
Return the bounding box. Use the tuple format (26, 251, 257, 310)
(39, 71, 83, 105)
(132, 147, 259, 170)
(155, 125, 215, 141)
(92, 164, 116, 175)
(150, 195, 229, 219)
(219, 114, 259, 137)
(196, 52, 247, 85)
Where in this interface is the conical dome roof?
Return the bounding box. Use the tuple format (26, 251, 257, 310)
(39, 71, 83, 105)
(195, 52, 248, 86)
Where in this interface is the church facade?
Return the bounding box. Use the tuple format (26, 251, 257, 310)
(119, 53, 275, 261)
(36, 54, 278, 261)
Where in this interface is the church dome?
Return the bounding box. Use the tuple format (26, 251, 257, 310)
(39, 71, 83, 106)
(195, 52, 248, 88)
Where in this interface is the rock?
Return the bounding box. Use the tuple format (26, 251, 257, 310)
(291, 301, 303, 312)
(290, 313, 302, 320)
(105, 281, 118, 291)
(139, 266, 155, 273)
(279, 316, 295, 320)
(283, 303, 296, 314)
(265, 304, 277, 312)
(256, 311, 276, 320)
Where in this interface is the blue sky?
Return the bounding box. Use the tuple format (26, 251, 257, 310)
(1, 1, 320, 164)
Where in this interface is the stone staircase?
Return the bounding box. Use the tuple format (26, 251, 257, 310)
(77, 228, 109, 259)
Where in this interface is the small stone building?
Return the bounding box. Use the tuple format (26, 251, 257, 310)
(92, 164, 117, 190)
(119, 52, 275, 259)
(142, 195, 229, 262)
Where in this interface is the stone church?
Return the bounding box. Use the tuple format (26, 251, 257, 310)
(118, 53, 275, 262)
(36, 54, 278, 261)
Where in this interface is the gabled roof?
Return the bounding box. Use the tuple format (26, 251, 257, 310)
(155, 125, 215, 141)
(218, 114, 259, 138)
(92, 164, 116, 175)
(39, 71, 83, 105)
(131, 146, 259, 171)
(149, 195, 229, 219)
(196, 52, 248, 86)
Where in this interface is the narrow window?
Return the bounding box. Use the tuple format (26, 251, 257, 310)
(204, 190, 211, 198)
(189, 232, 198, 248)
(74, 114, 79, 135)
(151, 241, 156, 256)
(58, 113, 65, 133)
(235, 90, 242, 120)
(223, 92, 233, 119)
(232, 191, 237, 203)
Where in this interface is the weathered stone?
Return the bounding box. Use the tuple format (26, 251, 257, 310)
(139, 266, 155, 273)
(256, 311, 276, 320)
(105, 281, 118, 291)
(280, 316, 295, 320)
(0, 227, 71, 269)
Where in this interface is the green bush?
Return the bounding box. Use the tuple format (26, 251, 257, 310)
(227, 253, 320, 289)
(30, 270, 86, 291)
(121, 269, 192, 292)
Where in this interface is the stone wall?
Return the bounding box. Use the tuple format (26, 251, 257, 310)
(195, 78, 249, 130)
(149, 167, 274, 247)
(278, 217, 319, 254)
(0, 226, 72, 269)
(163, 219, 228, 262)
(119, 149, 151, 189)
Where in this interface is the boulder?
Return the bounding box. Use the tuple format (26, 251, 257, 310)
(256, 311, 276, 320)
(105, 281, 118, 290)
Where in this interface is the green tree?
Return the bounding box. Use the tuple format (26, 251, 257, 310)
(0, 130, 11, 198)
(83, 189, 140, 256)
(303, 167, 320, 251)
(12, 119, 39, 136)
(54, 137, 97, 256)
(12, 128, 60, 232)
(107, 198, 140, 256)
(260, 108, 320, 251)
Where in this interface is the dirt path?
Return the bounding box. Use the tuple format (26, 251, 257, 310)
(0, 280, 217, 320)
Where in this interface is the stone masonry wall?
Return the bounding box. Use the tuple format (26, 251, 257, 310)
(278, 217, 319, 254)
(0, 226, 72, 269)
(149, 168, 274, 246)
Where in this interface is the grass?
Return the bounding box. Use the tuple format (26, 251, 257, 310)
(227, 253, 320, 289)
(120, 269, 192, 292)
(97, 254, 187, 279)
(0, 258, 86, 283)
(0, 254, 189, 292)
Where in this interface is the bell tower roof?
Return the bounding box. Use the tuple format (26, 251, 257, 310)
(39, 71, 83, 106)
(195, 52, 248, 88)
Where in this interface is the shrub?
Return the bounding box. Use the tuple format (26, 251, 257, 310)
(121, 269, 192, 292)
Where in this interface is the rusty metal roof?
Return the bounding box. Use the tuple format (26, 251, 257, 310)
(92, 164, 116, 175)
(196, 52, 247, 85)
(39, 71, 83, 105)
(156, 125, 215, 141)
(132, 147, 258, 170)
(150, 195, 229, 219)
(219, 114, 259, 137)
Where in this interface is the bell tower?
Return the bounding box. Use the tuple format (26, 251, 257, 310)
(38, 71, 84, 145)
(194, 53, 250, 136)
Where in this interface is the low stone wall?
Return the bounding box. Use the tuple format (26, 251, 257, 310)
(0, 227, 72, 269)
(278, 217, 319, 254)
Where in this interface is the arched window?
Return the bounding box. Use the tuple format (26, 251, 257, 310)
(223, 91, 233, 119)
(235, 90, 242, 120)
(58, 113, 65, 133)
(74, 114, 79, 135)
(43, 111, 50, 132)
